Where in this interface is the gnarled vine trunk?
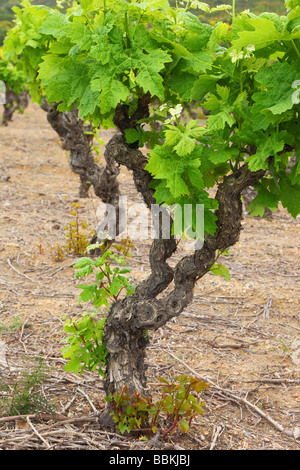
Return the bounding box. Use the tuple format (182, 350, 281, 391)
(2, 87, 29, 126)
(100, 132, 267, 407)
(41, 100, 121, 239)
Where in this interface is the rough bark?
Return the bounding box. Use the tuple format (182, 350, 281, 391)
(100, 99, 295, 411)
(2, 87, 29, 126)
(113, 91, 151, 147)
(41, 101, 121, 237)
(105, 134, 177, 299)
(99, 132, 268, 405)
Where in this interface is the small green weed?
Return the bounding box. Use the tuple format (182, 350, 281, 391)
(0, 359, 55, 417)
(0, 314, 25, 334)
(64, 202, 95, 257)
(35, 202, 95, 262)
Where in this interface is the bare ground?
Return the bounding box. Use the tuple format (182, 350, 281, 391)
(0, 104, 299, 450)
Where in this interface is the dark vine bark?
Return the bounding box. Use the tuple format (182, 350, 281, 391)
(41, 96, 295, 410)
(41, 100, 121, 238)
(2, 87, 29, 126)
(99, 133, 267, 409)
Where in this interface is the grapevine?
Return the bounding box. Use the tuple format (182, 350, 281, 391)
(0, 55, 28, 125)
(2, 0, 299, 429)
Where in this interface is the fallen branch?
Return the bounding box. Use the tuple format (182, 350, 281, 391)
(242, 378, 300, 385)
(209, 424, 224, 450)
(26, 416, 51, 449)
(204, 339, 258, 350)
(0, 412, 69, 424)
(7, 258, 39, 284)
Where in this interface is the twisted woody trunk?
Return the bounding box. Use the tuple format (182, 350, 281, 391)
(98, 95, 267, 419)
(2, 87, 29, 126)
(41, 99, 120, 212)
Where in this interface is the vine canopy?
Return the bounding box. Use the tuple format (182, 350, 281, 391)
(2, 0, 300, 233)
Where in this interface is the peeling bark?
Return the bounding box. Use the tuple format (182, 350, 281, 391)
(105, 134, 177, 299)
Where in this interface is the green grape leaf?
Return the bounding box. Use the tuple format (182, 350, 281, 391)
(279, 174, 300, 218)
(146, 145, 204, 197)
(174, 134, 196, 157)
(131, 48, 172, 99)
(246, 133, 285, 171)
(63, 355, 83, 374)
(230, 17, 282, 51)
(178, 418, 190, 434)
(191, 75, 220, 100)
(38, 11, 68, 39)
(253, 60, 300, 117)
(62, 21, 93, 51)
(109, 277, 123, 296)
(74, 257, 94, 269)
(207, 111, 235, 130)
(92, 77, 130, 114)
(210, 263, 231, 281)
(247, 183, 279, 217)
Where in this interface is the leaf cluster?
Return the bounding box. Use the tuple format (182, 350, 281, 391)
(61, 238, 135, 376)
(105, 373, 209, 437)
(146, 3, 300, 223)
(64, 202, 95, 257)
(0, 56, 27, 96)
(2, 0, 300, 229)
(62, 313, 107, 376)
(74, 240, 135, 307)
